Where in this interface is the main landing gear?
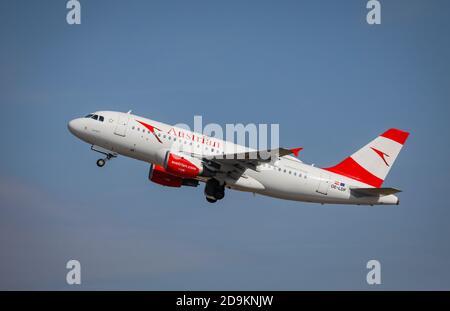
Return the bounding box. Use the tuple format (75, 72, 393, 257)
(91, 145, 117, 168)
(204, 178, 225, 203)
(206, 197, 217, 203)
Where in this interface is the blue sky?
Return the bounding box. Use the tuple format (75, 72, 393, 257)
(1, 0, 449, 290)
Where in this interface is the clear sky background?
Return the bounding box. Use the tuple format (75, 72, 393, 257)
(1, 0, 449, 290)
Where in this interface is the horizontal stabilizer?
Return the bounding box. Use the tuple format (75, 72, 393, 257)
(351, 187, 401, 196)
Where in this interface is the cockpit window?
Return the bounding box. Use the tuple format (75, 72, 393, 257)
(85, 113, 104, 121)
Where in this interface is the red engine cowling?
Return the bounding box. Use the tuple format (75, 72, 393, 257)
(164, 153, 202, 178)
(149, 164, 183, 187)
(149, 164, 200, 188)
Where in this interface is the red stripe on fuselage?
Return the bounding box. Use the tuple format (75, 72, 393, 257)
(324, 157, 384, 188)
(136, 120, 162, 143)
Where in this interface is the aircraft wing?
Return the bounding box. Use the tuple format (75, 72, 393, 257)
(199, 147, 302, 177)
(205, 147, 300, 162)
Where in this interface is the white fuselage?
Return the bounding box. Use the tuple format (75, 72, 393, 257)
(68, 111, 399, 205)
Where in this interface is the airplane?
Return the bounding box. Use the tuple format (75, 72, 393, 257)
(68, 111, 409, 205)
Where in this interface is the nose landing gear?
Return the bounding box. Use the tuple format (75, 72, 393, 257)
(204, 178, 225, 203)
(91, 145, 117, 168)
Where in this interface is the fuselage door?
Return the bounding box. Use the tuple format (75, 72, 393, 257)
(316, 173, 330, 195)
(114, 114, 129, 137)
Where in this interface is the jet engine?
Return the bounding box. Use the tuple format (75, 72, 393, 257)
(149, 164, 199, 188)
(165, 152, 203, 178)
(155, 149, 214, 178)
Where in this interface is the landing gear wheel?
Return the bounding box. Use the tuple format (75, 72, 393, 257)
(206, 197, 217, 203)
(205, 178, 225, 201)
(214, 187, 225, 200)
(96, 159, 106, 167)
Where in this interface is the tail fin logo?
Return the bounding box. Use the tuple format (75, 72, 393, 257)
(371, 147, 390, 167)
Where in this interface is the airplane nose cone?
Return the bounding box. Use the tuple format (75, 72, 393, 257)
(68, 118, 83, 136)
(68, 119, 76, 134)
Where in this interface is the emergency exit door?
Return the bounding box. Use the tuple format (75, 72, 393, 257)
(114, 114, 129, 137)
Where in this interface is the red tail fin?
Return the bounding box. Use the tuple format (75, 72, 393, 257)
(324, 128, 409, 187)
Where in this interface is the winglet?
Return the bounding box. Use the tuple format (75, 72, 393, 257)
(290, 148, 303, 157)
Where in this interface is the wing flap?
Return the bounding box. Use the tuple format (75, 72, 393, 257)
(204, 147, 301, 162)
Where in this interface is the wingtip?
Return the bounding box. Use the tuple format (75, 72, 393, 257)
(290, 147, 303, 157)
